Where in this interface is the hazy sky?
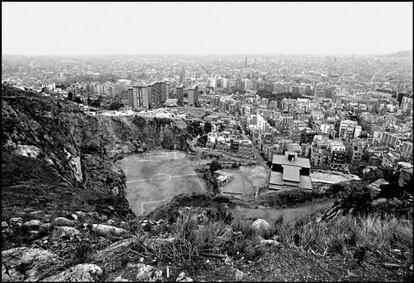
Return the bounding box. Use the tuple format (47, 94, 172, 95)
(2, 2, 413, 55)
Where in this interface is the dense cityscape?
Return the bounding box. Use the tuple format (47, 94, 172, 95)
(3, 52, 413, 187)
(2, 2, 413, 282)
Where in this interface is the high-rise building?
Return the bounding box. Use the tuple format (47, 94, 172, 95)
(149, 82, 162, 108)
(176, 86, 184, 106)
(187, 84, 199, 107)
(401, 96, 413, 114)
(127, 88, 134, 108)
(165, 81, 171, 99)
(160, 81, 167, 103)
(143, 85, 152, 110)
(130, 85, 148, 109)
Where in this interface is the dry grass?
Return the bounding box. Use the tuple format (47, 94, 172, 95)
(273, 214, 413, 256)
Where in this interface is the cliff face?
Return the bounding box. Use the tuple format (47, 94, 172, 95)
(1, 85, 192, 220)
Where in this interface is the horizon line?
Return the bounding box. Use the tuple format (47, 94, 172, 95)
(2, 50, 413, 57)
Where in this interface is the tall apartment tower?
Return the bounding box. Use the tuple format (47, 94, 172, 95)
(142, 85, 152, 110)
(187, 84, 199, 107)
(130, 85, 149, 109)
(127, 88, 135, 108)
(177, 86, 184, 106)
(160, 81, 167, 103)
(165, 81, 170, 100)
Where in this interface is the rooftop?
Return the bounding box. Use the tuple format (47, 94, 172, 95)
(272, 152, 310, 169)
(269, 171, 312, 190)
(282, 165, 300, 182)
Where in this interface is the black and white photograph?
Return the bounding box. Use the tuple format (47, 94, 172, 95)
(1, 1, 413, 282)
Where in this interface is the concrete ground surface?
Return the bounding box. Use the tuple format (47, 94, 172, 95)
(116, 150, 205, 216)
(220, 166, 270, 197)
(311, 170, 360, 184)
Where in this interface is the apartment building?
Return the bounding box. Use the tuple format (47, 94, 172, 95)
(187, 84, 199, 107)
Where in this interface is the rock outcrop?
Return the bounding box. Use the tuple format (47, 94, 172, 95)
(1, 247, 62, 281)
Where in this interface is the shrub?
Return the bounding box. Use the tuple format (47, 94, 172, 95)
(230, 216, 257, 240)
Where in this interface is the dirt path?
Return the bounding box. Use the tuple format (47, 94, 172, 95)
(231, 198, 335, 224)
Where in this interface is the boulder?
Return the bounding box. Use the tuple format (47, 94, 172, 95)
(91, 224, 127, 237)
(1, 247, 61, 281)
(176, 272, 193, 282)
(234, 268, 245, 281)
(2, 262, 24, 281)
(2, 221, 8, 229)
(41, 263, 103, 282)
(88, 212, 101, 221)
(107, 219, 117, 226)
(9, 217, 23, 227)
(114, 275, 130, 282)
(53, 217, 74, 227)
(53, 226, 80, 238)
(68, 156, 83, 183)
(23, 219, 41, 229)
(75, 211, 87, 220)
(13, 145, 41, 158)
(70, 214, 79, 222)
(30, 210, 45, 218)
(134, 263, 163, 282)
(251, 219, 271, 236)
(39, 223, 52, 234)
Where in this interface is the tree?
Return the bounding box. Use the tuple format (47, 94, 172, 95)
(109, 101, 123, 111)
(189, 120, 204, 137)
(210, 160, 222, 172)
(204, 122, 212, 134)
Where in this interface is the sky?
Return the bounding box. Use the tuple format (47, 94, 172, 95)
(2, 2, 413, 56)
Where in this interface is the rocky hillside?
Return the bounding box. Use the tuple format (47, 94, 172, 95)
(2, 84, 193, 247)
